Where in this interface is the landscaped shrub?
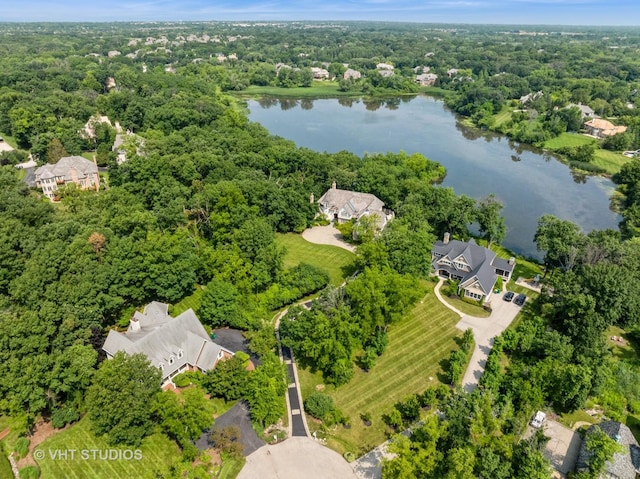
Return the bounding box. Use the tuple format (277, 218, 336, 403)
(51, 404, 80, 429)
(305, 393, 335, 422)
(172, 372, 191, 388)
(19, 465, 40, 479)
(14, 437, 30, 459)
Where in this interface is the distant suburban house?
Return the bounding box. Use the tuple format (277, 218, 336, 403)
(519, 91, 544, 104)
(584, 118, 628, 138)
(431, 234, 515, 302)
(310, 67, 330, 80)
(317, 182, 394, 231)
(102, 302, 233, 389)
(567, 103, 597, 119)
(343, 68, 361, 80)
(34, 156, 100, 201)
(576, 421, 640, 479)
(376, 63, 395, 77)
(446, 68, 459, 78)
(416, 73, 438, 86)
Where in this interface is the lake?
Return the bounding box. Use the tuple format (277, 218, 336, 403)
(247, 95, 620, 259)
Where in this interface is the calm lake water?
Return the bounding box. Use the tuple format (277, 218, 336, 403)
(247, 96, 620, 259)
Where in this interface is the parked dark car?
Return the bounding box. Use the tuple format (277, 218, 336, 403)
(503, 291, 515, 302)
(514, 293, 527, 306)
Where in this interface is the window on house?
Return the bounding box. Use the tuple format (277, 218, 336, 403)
(177, 349, 184, 359)
(168, 356, 175, 365)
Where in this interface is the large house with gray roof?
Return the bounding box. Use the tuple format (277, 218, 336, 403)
(431, 234, 515, 302)
(34, 155, 100, 201)
(317, 182, 394, 232)
(102, 302, 232, 389)
(576, 421, 640, 479)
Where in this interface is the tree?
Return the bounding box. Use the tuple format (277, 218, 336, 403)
(198, 278, 242, 328)
(46, 138, 68, 164)
(203, 355, 249, 401)
(583, 426, 624, 478)
(534, 215, 584, 272)
(476, 194, 506, 247)
(86, 352, 161, 446)
(153, 386, 214, 447)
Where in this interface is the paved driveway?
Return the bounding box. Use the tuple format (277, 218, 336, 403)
(302, 225, 355, 252)
(238, 437, 358, 479)
(435, 281, 521, 391)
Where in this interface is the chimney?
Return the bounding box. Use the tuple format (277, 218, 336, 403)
(443, 232, 450, 244)
(69, 167, 78, 184)
(130, 317, 141, 332)
(310, 192, 315, 203)
(331, 180, 337, 189)
(93, 155, 100, 191)
(508, 257, 515, 265)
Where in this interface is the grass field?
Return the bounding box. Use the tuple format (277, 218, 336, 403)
(37, 417, 180, 479)
(492, 107, 513, 128)
(543, 133, 631, 175)
(298, 281, 461, 454)
(275, 233, 355, 286)
(592, 149, 631, 175)
(239, 83, 356, 98)
(543, 132, 596, 150)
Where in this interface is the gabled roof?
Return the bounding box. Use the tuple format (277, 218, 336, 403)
(318, 187, 385, 220)
(432, 238, 514, 294)
(576, 421, 640, 479)
(102, 302, 230, 381)
(34, 156, 98, 182)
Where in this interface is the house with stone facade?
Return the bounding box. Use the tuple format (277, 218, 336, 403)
(34, 155, 100, 201)
(102, 302, 233, 389)
(317, 182, 394, 232)
(431, 234, 515, 302)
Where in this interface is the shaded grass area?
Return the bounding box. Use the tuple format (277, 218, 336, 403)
(441, 294, 490, 318)
(298, 281, 461, 454)
(0, 442, 12, 479)
(557, 409, 598, 429)
(38, 417, 180, 479)
(275, 233, 355, 286)
(170, 285, 205, 316)
(219, 454, 246, 479)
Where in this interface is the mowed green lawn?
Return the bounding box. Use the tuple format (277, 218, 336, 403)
(37, 417, 180, 479)
(299, 281, 461, 454)
(543, 132, 596, 150)
(276, 233, 355, 286)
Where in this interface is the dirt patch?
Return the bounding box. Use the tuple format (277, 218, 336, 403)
(0, 428, 10, 441)
(18, 420, 67, 468)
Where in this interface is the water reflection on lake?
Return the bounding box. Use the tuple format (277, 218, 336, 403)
(248, 96, 620, 259)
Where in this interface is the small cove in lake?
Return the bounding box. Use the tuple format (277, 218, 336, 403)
(247, 95, 620, 259)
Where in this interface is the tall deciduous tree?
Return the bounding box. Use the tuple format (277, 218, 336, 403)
(476, 194, 507, 247)
(86, 352, 161, 446)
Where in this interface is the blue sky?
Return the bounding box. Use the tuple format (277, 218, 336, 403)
(2, 0, 639, 25)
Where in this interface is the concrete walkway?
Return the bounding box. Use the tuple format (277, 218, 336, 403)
(434, 280, 520, 392)
(302, 224, 356, 253)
